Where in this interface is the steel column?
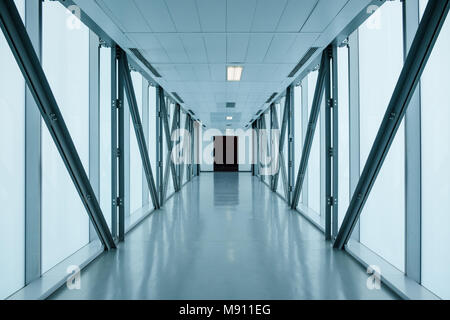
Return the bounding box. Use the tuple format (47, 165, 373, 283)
(291, 50, 330, 209)
(118, 50, 160, 210)
(334, 0, 450, 250)
(403, 0, 422, 283)
(331, 45, 339, 239)
(157, 87, 164, 205)
(324, 47, 333, 240)
(0, 0, 116, 250)
(24, 0, 42, 284)
(287, 86, 295, 204)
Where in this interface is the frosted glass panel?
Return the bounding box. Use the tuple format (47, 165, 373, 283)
(307, 71, 321, 216)
(294, 86, 302, 176)
(148, 86, 157, 181)
(337, 45, 350, 228)
(0, 0, 25, 299)
(130, 71, 143, 214)
(100, 46, 112, 228)
(420, 0, 450, 299)
(358, 0, 405, 272)
(41, 0, 90, 272)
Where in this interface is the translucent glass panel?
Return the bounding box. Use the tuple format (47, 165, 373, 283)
(420, 0, 450, 299)
(307, 71, 321, 215)
(294, 86, 302, 174)
(129, 71, 143, 214)
(180, 110, 187, 182)
(337, 46, 350, 228)
(275, 101, 287, 198)
(357, 0, 405, 271)
(99, 46, 112, 228)
(0, 0, 25, 299)
(41, 0, 90, 273)
(148, 86, 157, 205)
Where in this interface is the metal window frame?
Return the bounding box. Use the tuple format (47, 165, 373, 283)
(334, 0, 450, 250)
(160, 93, 180, 194)
(118, 49, 160, 211)
(0, 0, 116, 250)
(291, 50, 330, 210)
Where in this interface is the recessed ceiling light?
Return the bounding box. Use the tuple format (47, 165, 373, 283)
(227, 66, 243, 82)
(226, 116, 233, 120)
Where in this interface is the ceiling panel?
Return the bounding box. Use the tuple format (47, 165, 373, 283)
(99, 0, 150, 32)
(87, 0, 371, 128)
(264, 34, 297, 63)
(156, 33, 190, 63)
(133, 0, 176, 32)
(227, 34, 250, 63)
(164, 0, 202, 32)
(180, 34, 208, 63)
(196, 0, 226, 32)
(226, 0, 257, 32)
(246, 34, 273, 63)
(251, 0, 288, 32)
(204, 34, 226, 63)
(276, 0, 319, 32)
(301, 0, 349, 32)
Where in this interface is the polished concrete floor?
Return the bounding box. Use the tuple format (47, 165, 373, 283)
(50, 172, 397, 300)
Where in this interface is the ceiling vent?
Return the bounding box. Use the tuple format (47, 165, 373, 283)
(266, 93, 278, 104)
(226, 102, 236, 108)
(171, 92, 184, 104)
(288, 47, 319, 78)
(129, 48, 161, 78)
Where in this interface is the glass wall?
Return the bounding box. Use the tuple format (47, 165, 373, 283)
(129, 71, 143, 214)
(337, 45, 350, 228)
(0, 0, 25, 300)
(357, 0, 405, 272)
(148, 86, 157, 180)
(420, 0, 450, 300)
(41, 0, 90, 273)
(306, 70, 321, 216)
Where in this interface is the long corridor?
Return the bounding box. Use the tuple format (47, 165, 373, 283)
(50, 173, 396, 300)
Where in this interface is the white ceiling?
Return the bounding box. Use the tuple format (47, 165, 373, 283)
(74, 0, 374, 129)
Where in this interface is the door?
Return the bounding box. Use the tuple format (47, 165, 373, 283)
(214, 136, 238, 172)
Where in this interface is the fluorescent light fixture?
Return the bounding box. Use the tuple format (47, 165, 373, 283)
(226, 116, 233, 120)
(227, 66, 243, 81)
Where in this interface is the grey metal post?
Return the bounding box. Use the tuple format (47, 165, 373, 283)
(334, 0, 450, 250)
(0, 0, 116, 250)
(117, 48, 125, 241)
(25, 0, 42, 284)
(287, 86, 295, 204)
(331, 45, 339, 239)
(89, 31, 100, 242)
(291, 50, 329, 209)
(324, 47, 333, 240)
(157, 87, 164, 205)
(118, 50, 160, 210)
(111, 45, 118, 239)
(403, 0, 422, 283)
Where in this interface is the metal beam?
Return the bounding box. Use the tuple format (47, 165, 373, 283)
(160, 97, 180, 192)
(271, 102, 289, 200)
(118, 49, 160, 210)
(291, 50, 330, 209)
(271, 96, 289, 193)
(334, 0, 450, 250)
(0, 0, 116, 250)
(162, 101, 179, 201)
